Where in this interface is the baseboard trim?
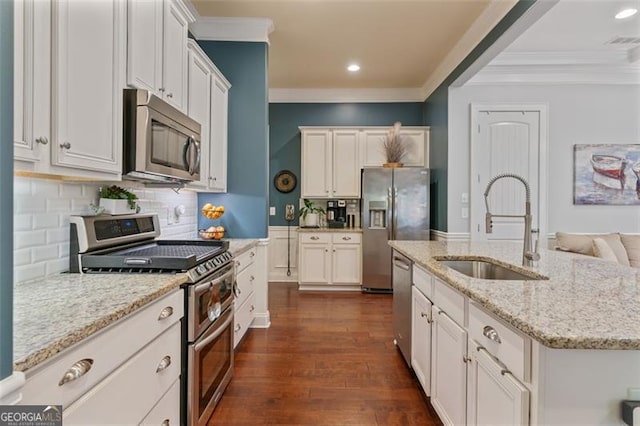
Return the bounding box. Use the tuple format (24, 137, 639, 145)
(430, 230, 471, 241)
(251, 312, 271, 328)
(298, 284, 361, 292)
(0, 372, 26, 405)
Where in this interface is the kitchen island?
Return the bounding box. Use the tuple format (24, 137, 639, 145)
(389, 240, 640, 425)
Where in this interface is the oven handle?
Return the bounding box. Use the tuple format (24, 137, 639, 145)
(193, 266, 234, 298)
(194, 309, 233, 352)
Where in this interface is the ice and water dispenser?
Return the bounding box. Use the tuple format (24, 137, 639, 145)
(368, 201, 387, 228)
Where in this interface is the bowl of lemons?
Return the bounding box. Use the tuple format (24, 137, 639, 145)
(201, 203, 225, 219)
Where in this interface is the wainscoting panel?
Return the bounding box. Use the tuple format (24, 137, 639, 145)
(268, 226, 299, 282)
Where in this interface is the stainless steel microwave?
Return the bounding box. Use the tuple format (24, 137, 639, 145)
(123, 89, 201, 184)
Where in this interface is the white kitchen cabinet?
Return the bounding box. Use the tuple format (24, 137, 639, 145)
(51, 0, 125, 175)
(298, 232, 361, 290)
(467, 338, 530, 426)
(300, 128, 360, 198)
(411, 285, 432, 396)
(127, 0, 194, 112)
(234, 245, 258, 348)
(139, 378, 181, 426)
(20, 289, 183, 423)
(13, 0, 50, 164)
(360, 127, 429, 167)
(185, 40, 231, 192)
(431, 304, 467, 426)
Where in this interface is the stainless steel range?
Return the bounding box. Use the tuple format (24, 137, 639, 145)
(70, 213, 234, 426)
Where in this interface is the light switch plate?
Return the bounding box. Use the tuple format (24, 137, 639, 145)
(269, 206, 276, 216)
(461, 192, 469, 204)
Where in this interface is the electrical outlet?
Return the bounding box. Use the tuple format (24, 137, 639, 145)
(269, 206, 276, 216)
(461, 207, 469, 219)
(167, 208, 174, 225)
(461, 192, 469, 204)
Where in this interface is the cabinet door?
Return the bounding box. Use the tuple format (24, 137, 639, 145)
(51, 0, 124, 174)
(162, 0, 189, 112)
(411, 286, 432, 396)
(139, 378, 180, 426)
(14, 0, 50, 164)
(299, 243, 330, 283)
(301, 130, 331, 197)
(331, 244, 361, 284)
(126, 0, 162, 93)
(209, 73, 230, 192)
(401, 130, 426, 167)
(431, 305, 467, 426)
(332, 130, 360, 197)
(360, 130, 388, 167)
(186, 42, 212, 189)
(467, 339, 530, 426)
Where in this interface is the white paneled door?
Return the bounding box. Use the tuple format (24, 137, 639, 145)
(470, 106, 547, 241)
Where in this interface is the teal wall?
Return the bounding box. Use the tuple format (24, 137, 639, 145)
(269, 103, 423, 226)
(0, 0, 13, 380)
(423, 0, 536, 232)
(196, 41, 269, 238)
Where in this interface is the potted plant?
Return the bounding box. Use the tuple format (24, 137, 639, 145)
(383, 121, 406, 168)
(99, 185, 139, 215)
(299, 198, 325, 228)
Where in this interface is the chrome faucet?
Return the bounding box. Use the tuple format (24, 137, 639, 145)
(484, 173, 540, 267)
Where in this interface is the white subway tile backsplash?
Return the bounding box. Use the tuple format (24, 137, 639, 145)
(13, 177, 198, 283)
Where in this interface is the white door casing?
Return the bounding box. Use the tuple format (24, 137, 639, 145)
(470, 104, 548, 242)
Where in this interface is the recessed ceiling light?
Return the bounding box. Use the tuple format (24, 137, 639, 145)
(347, 64, 360, 72)
(615, 8, 637, 19)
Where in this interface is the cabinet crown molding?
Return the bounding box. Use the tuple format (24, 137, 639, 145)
(190, 17, 274, 44)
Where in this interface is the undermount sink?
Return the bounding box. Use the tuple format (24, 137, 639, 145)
(437, 258, 546, 281)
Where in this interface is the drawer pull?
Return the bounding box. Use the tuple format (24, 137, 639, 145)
(482, 325, 502, 343)
(250, 305, 255, 313)
(310, 236, 320, 240)
(157, 306, 174, 320)
(500, 368, 512, 376)
(58, 358, 93, 386)
(156, 356, 172, 373)
(161, 420, 170, 426)
(250, 275, 255, 281)
(236, 261, 241, 268)
(250, 251, 255, 257)
(462, 356, 472, 364)
(235, 323, 241, 332)
(342, 236, 351, 241)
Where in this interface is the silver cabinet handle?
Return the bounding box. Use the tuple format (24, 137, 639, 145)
(166, 93, 173, 98)
(310, 236, 319, 240)
(482, 325, 502, 343)
(60, 142, 71, 149)
(234, 323, 241, 332)
(156, 356, 171, 373)
(157, 306, 173, 320)
(420, 312, 428, 318)
(463, 356, 472, 364)
(35, 136, 48, 145)
(393, 256, 410, 271)
(342, 236, 351, 241)
(58, 359, 93, 386)
(250, 305, 255, 313)
(236, 261, 241, 268)
(250, 251, 255, 258)
(161, 420, 170, 426)
(158, 87, 165, 92)
(250, 275, 255, 281)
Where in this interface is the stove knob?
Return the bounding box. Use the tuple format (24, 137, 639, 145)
(197, 265, 206, 275)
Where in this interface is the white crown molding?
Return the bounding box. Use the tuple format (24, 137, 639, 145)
(420, 0, 519, 99)
(491, 50, 634, 66)
(190, 17, 274, 44)
(269, 88, 424, 103)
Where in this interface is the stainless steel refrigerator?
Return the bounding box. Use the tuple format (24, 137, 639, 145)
(361, 167, 430, 293)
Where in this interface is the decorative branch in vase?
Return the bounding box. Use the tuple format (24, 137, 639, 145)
(383, 121, 406, 168)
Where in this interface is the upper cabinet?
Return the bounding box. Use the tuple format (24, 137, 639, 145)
(300, 126, 430, 199)
(127, 0, 194, 113)
(186, 40, 231, 192)
(14, 0, 125, 179)
(361, 127, 429, 167)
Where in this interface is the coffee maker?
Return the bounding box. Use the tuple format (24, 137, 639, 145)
(326, 200, 347, 228)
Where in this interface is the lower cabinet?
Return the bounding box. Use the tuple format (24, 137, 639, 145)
(430, 304, 468, 426)
(140, 378, 181, 425)
(233, 245, 257, 348)
(467, 339, 530, 426)
(411, 286, 432, 396)
(298, 232, 361, 289)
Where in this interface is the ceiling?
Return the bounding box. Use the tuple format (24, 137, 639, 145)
(190, 0, 503, 91)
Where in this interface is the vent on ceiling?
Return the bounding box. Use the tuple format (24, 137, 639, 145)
(606, 36, 640, 45)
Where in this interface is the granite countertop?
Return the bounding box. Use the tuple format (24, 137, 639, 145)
(298, 227, 363, 233)
(389, 240, 640, 350)
(13, 238, 259, 373)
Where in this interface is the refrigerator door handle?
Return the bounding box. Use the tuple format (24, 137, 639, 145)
(387, 187, 393, 240)
(393, 186, 398, 240)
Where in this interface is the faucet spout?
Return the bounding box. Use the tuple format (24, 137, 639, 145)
(483, 173, 538, 267)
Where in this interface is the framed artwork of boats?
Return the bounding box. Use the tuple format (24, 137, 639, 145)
(574, 144, 640, 205)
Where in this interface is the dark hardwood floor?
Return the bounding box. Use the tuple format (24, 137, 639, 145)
(208, 282, 442, 425)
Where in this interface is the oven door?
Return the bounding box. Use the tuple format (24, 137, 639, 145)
(188, 306, 234, 426)
(188, 263, 234, 342)
(137, 104, 201, 181)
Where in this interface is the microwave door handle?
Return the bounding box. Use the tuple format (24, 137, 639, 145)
(192, 139, 201, 175)
(182, 137, 192, 173)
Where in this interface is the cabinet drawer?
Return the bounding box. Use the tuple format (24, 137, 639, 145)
(469, 301, 529, 383)
(63, 322, 181, 425)
(235, 245, 257, 273)
(235, 261, 255, 307)
(413, 264, 432, 299)
(299, 233, 331, 244)
(331, 233, 361, 244)
(21, 289, 183, 407)
(140, 377, 181, 426)
(234, 292, 255, 348)
(433, 278, 465, 326)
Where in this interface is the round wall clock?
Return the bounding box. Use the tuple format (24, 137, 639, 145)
(274, 170, 297, 193)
